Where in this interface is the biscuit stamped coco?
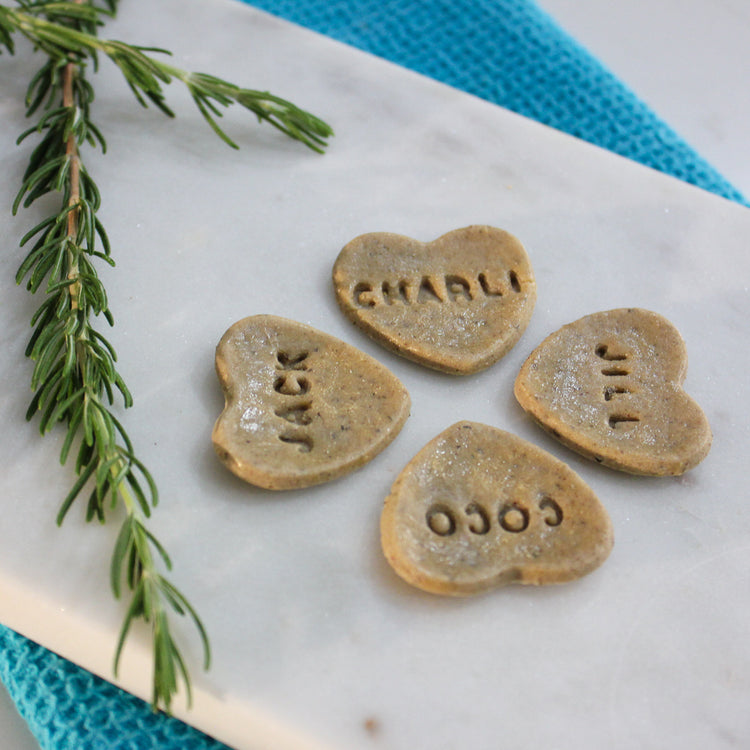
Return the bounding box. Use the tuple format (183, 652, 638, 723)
(380, 422, 614, 595)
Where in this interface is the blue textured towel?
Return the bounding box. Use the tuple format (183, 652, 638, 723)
(0, 1, 744, 749)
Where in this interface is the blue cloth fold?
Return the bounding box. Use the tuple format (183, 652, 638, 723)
(1, 1, 744, 749)
(244, 0, 745, 203)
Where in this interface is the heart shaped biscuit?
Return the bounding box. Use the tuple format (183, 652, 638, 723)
(380, 422, 613, 595)
(514, 308, 712, 475)
(213, 315, 410, 490)
(332, 225, 536, 374)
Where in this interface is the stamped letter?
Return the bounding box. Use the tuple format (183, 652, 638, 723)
(445, 274, 473, 303)
(417, 275, 445, 304)
(381, 280, 411, 305)
(353, 282, 379, 308)
(478, 271, 504, 297)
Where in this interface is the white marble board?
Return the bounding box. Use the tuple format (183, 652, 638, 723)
(1, 0, 749, 748)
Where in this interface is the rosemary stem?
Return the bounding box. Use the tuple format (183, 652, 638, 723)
(65, 0, 83, 312)
(63, 60, 82, 312)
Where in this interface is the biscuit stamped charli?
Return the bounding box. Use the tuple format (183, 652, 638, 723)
(332, 225, 536, 374)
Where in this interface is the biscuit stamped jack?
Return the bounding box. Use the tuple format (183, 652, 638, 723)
(212, 315, 411, 490)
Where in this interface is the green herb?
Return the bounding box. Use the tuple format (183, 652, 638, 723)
(1, 0, 332, 713)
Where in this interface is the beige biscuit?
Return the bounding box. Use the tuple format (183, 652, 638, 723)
(514, 308, 712, 476)
(212, 315, 410, 490)
(332, 225, 536, 375)
(380, 421, 613, 595)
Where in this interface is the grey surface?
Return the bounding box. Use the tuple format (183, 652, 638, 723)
(0, 684, 37, 750)
(539, 0, 750, 197)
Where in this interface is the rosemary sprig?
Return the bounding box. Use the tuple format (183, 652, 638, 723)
(2, 0, 332, 713)
(1, 2, 333, 151)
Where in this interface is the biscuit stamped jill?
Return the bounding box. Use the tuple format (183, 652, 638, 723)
(332, 225, 536, 374)
(514, 308, 712, 476)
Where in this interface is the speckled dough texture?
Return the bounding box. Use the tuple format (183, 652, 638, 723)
(380, 421, 613, 595)
(514, 308, 712, 476)
(332, 225, 536, 374)
(213, 315, 411, 489)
